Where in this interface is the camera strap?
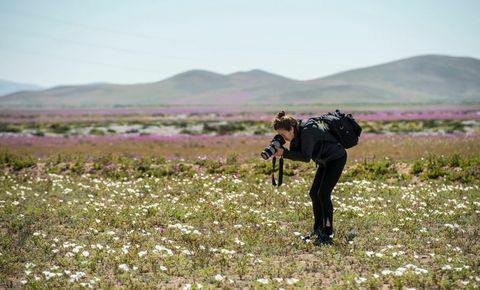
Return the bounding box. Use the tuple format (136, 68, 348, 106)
(271, 156, 284, 186)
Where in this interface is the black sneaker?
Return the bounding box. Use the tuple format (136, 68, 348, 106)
(314, 231, 333, 246)
(301, 227, 320, 242)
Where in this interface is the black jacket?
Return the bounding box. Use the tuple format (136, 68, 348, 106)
(283, 119, 346, 165)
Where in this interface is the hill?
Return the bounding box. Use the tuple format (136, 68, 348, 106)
(1, 55, 479, 108)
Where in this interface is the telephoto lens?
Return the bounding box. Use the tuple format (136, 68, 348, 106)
(261, 134, 285, 160)
(261, 145, 276, 160)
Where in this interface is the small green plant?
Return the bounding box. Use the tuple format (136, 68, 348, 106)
(49, 123, 71, 134)
(0, 124, 21, 133)
(32, 130, 45, 137)
(0, 150, 35, 170)
(411, 160, 423, 174)
(89, 128, 105, 135)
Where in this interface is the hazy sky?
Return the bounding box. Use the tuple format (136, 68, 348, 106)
(1, 0, 479, 87)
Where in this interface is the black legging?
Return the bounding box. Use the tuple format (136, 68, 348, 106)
(309, 152, 347, 236)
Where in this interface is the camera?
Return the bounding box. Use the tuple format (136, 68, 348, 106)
(261, 134, 286, 160)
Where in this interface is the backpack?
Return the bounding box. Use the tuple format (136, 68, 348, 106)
(310, 109, 362, 149)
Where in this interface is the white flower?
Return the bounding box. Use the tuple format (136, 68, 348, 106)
(43, 271, 56, 280)
(69, 271, 85, 282)
(220, 249, 236, 255)
(391, 251, 405, 257)
(442, 264, 452, 270)
(182, 249, 194, 255)
(394, 267, 405, 276)
(365, 251, 374, 257)
(234, 239, 245, 246)
(154, 245, 173, 255)
(355, 277, 367, 283)
(415, 268, 428, 274)
(159, 266, 167, 271)
(256, 278, 269, 284)
(138, 251, 147, 257)
(286, 278, 299, 285)
(82, 251, 90, 257)
(381, 269, 392, 275)
(214, 274, 224, 281)
(118, 264, 129, 272)
(72, 245, 83, 253)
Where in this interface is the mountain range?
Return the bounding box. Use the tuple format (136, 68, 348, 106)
(0, 80, 43, 97)
(1, 54, 479, 108)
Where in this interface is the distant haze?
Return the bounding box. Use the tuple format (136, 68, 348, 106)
(0, 80, 43, 97)
(1, 55, 479, 108)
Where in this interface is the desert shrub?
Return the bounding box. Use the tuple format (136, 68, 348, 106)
(253, 161, 274, 175)
(409, 153, 480, 182)
(89, 128, 105, 135)
(0, 124, 21, 133)
(344, 158, 397, 180)
(226, 154, 238, 165)
(32, 130, 45, 136)
(205, 160, 224, 174)
(71, 156, 86, 175)
(411, 160, 423, 174)
(202, 122, 246, 135)
(0, 150, 35, 170)
(49, 124, 71, 134)
(150, 165, 174, 177)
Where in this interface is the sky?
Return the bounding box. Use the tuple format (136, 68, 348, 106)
(0, 0, 479, 87)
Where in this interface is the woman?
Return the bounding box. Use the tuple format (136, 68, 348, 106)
(272, 111, 347, 245)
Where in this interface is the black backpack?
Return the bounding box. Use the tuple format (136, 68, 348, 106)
(310, 109, 362, 149)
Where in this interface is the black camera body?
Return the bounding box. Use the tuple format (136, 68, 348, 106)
(261, 134, 286, 160)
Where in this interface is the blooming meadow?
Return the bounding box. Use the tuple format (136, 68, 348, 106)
(0, 109, 479, 288)
(1, 150, 479, 288)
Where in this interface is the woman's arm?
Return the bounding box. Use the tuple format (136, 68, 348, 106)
(282, 126, 317, 162)
(282, 148, 309, 162)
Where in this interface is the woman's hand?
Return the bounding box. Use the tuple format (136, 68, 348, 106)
(273, 146, 284, 158)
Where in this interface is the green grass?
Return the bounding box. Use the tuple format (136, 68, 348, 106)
(0, 152, 479, 288)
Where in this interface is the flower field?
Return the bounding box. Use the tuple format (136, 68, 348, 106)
(0, 108, 479, 289)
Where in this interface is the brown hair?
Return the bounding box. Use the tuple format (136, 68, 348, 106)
(272, 111, 297, 131)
